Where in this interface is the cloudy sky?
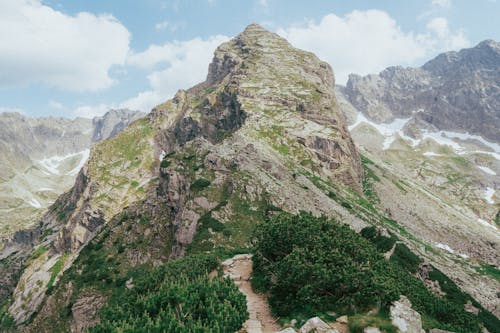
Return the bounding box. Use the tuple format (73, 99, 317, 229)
(0, 0, 498, 118)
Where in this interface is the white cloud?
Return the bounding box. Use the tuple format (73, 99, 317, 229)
(48, 100, 65, 110)
(277, 10, 470, 84)
(426, 17, 469, 50)
(0, 0, 130, 91)
(123, 35, 229, 112)
(431, 0, 452, 8)
(73, 104, 114, 118)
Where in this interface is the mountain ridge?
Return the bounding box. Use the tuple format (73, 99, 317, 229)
(342, 39, 500, 144)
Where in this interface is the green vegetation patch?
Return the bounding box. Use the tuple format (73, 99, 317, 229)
(160, 159, 171, 168)
(474, 263, 500, 283)
(360, 226, 397, 252)
(89, 254, 247, 332)
(190, 178, 211, 192)
(30, 245, 47, 261)
(349, 312, 397, 333)
(0, 300, 15, 331)
(390, 243, 423, 274)
(46, 254, 66, 294)
(252, 212, 487, 332)
(361, 154, 380, 204)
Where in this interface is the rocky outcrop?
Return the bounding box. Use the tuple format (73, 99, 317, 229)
(390, 296, 425, 333)
(92, 109, 144, 141)
(69, 293, 108, 333)
(299, 317, 339, 333)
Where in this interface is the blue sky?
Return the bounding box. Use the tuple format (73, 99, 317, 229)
(0, 0, 498, 118)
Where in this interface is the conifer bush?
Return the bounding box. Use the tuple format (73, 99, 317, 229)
(252, 212, 486, 333)
(90, 255, 247, 332)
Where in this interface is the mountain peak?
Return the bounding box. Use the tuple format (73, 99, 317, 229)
(477, 39, 499, 49)
(240, 23, 267, 34)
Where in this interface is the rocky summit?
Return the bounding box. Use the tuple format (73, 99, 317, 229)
(0, 24, 498, 333)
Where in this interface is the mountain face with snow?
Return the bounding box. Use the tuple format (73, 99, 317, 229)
(337, 40, 499, 229)
(0, 110, 144, 236)
(342, 40, 500, 143)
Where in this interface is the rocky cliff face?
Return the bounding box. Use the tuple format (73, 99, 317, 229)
(0, 109, 144, 237)
(343, 40, 500, 143)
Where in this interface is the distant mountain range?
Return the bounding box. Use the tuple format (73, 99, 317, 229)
(339, 39, 500, 143)
(0, 109, 144, 236)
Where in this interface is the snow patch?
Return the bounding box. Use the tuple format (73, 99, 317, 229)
(478, 166, 496, 176)
(423, 152, 443, 157)
(436, 242, 455, 253)
(27, 198, 41, 208)
(38, 149, 90, 176)
(477, 218, 496, 230)
(159, 150, 166, 161)
(442, 130, 500, 154)
(350, 112, 500, 161)
(348, 113, 417, 150)
(37, 187, 55, 192)
(484, 187, 496, 204)
(435, 243, 468, 258)
(67, 149, 90, 176)
(420, 129, 500, 161)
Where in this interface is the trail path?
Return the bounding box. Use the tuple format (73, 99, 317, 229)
(222, 254, 281, 333)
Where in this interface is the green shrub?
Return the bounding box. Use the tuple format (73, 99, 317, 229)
(0, 301, 15, 331)
(252, 212, 483, 332)
(389, 244, 422, 274)
(46, 255, 65, 294)
(190, 178, 211, 192)
(89, 254, 247, 332)
(341, 201, 352, 209)
(360, 226, 396, 252)
(349, 313, 397, 333)
(160, 159, 171, 168)
(252, 212, 398, 316)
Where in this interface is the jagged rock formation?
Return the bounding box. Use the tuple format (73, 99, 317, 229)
(342, 40, 500, 143)
(1, 24, 364, 330)
(0, 109, 144, 237)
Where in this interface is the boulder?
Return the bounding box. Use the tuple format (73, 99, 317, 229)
(390, 296, 425, 333)
(299, 316, 339, 333)
(336, 315, 348, 324)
